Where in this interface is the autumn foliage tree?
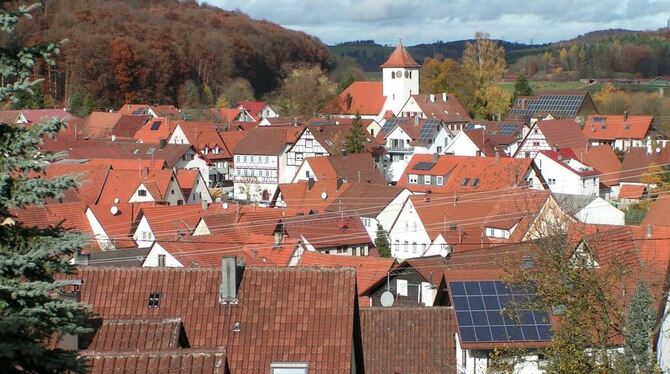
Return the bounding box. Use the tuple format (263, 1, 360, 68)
(273, 65, 336, 118)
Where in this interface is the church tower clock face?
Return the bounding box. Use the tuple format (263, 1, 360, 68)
(396, 70, 402, 77)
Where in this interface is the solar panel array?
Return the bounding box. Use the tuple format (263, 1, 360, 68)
(497, 123, 519, 136)
(413, 161, 435, 171)
(449, 280, 552, 343)
(418, 118, 440, 145)
(380, 118, 402, 136)
(509, 94, 585, 119)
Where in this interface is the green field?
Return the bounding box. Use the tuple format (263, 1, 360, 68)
(499, 81, 594, 94)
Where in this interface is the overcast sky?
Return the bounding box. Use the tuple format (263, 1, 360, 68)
(205, 0, 670, 45)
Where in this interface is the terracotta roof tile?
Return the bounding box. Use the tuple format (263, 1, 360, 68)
(397, 154, 534, 194)
(360, 307, 455, 373)
(327, 82, 385, 116)
(45, 163, 111, 204)
(283, 214, 372, 249)
(540, 149, 600, 177)
(322, 183, 405, 218)
(572, 145, 621, 187)
(233, 126, 302, 155)
(618, 184, 647, 199)
(642, 195, 670, 227)
(88, 203, 144, 249)
(535, 119, 588, 150)
(133, 118, 177, 144)
(8, 201, 92, 235)
(298, 251, 395, 295)
(304, 153, 386, 184)
(237, 101, 267, 120)
(86, 318, 183, 351)
(97, 169, 175, 204)
(82, 349, 227, 373)
(274, 180, 351, 214)
(70, 266, 356, 373)
(83, 112, 122, 138)
(584, 115, 653, 140)
(410, 93, 471, 123)
(380, 43, 420, 68)
(85, 158, 166, 171)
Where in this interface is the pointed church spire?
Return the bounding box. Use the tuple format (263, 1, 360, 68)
(380, 39, 420, 69)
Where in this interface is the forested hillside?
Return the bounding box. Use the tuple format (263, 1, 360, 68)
(511, 29, 670, 79)
(14, 0, 332, 108)
(329, 40, 544, 71)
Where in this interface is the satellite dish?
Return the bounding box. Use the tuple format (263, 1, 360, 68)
(110, 206, 119, 216)
(321, 192, 328, 200)
(439, 247, 449, 258)
(656, 147, 661, 153)
(380, 291, 394, 307)
(113, 197, 120, 204)
(222, 202, 229, 210)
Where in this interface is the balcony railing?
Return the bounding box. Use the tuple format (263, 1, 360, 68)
(385, 145, 415, 153)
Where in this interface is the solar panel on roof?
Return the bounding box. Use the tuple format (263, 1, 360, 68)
(418, 118, 440, 145)
(413, 161, 435, 171)
(150, 121, 161, 130)
(380, 117, 401, 136)
(449, 280, 552, 343)
(497, 123, 519, 136)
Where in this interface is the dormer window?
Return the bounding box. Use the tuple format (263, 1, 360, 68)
(148, 292, 161, 308)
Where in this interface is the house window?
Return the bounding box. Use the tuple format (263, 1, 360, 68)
(158, 254, 166, 267)
(296, 153, 304, 162)
(397, 279, 408, 296)
(235, 155, 240, 163)
(170, 189, 174, 195)
(138, 189, 147, 197)
(243, 156, 248, 162)
(549, 178, 556, 185)
(436, 176, 444, 186)
(394, 240, 400, 251)
(412, 222, 417, 232)
(403, 240, 408, 252)
(305, 139, 313, 148)
(270, 362, 309, 374)
(265, 156, 270, 164)
(424, 175, 431, 185)
(409, 174, 418, 184)
(412, 242, 417, 253)
(148, 292, 161, 308)
(437, 146, 442, 153)
(336, 246, 347, 254)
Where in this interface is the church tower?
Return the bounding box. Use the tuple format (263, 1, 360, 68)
(381, 41, 420, 115)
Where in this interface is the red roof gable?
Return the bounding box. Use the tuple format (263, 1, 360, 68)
(328, 82, 385, 116)
(584, 115, 653, 140)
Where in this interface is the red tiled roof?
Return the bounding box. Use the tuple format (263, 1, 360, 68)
(19, 109, 74, 123)
(410, 94, 471, 123)
(298, 251, 395, 295)
(274, 180, 352, 215)
(219, 131, 247, 159)
(584, 115, 653, 140)
(8, 201, 92, 235)
(397, 154, 534, 194)
(304, 153, 386, 184)
(45, 163, 111, 204)
(86, 318, 183, 351)
(233, 126, 302, 155)
(133, 118, 176, 144)
(305, 124, 381, 154)
(82, 349, 228, 373)
(217, 108, 242, 122)
(172, 121, 224, 149)
(572, 145, 621, 187)
(85, 158, 166, 171)
(283, 214, 372, 249)
(237, 101, 266, 120)
(97, 169, 175, 204)
(360, 307, 455, 373)
(618, 184, 646, 199)
(535, 119, 588, 150)
(642, 195, 670, 228)
(88, 203, 143, 249)
(323, 183, 405, 218)
(539, 149, 600, 177)
(327, 82, 385, 116)
(83, 112, 122, 138)
(139, 204, 228, 242)
(176, 169, 200, 196)
(380, 43, 420, 68)
(71, 266, 356, 373)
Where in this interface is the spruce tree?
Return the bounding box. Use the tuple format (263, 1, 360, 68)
(511, 73, 533, 104)
(374, 224, 391, 258)
(621, 282, 659, 373)
(0, 3, 91, 373)
(345, 113, 366, 154)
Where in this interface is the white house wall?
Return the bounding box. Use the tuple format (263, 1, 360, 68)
(165, 179, 185, 206)
(85, 208, 114, 251)
(658, 295, 670, 373)
(575, 198, 625, 225)
(534, 153, 599, 196)
(129, 183, 156, 203)
(167, 125, 189, 145)
(445, 131, 481, 156)
(174, 150, 210, 187)
(516, 126, 550, 159)
(133, 216, 154, 248)
(142, 242, 184, 267)
(388, 198, 433, 260)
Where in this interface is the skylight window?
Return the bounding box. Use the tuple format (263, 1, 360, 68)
(461, 178, 470, 186)
(471, 178, 480, 187)
(148, 291, 161, 307)
(150, 121, 161, 130)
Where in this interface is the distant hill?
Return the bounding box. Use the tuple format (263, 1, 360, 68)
(17, 0, 331, 108)
(329, 40, 547, 71)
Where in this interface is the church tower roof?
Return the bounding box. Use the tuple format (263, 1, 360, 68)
(380, 41, 420, 69)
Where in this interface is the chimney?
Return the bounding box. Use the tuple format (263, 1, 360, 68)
(430, 94, 436, 103)
(219, 256, 243, 304)
(345, 94, 353, 110)
(646, 224, 653, 238)
(307, 177, 315, 191)
(159, 138, 167, 149)
(341, 149, 348, 157)
(432, 153, 439, 162)
(624, 110, 629, 121)
(424, 190, 431, 202)
(414, 114, 420, 126)
(273, 223, 284, 247)
(202, 200, 208, 210)
(56, 280, 82, 350)
(442, 92, 447, 102)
